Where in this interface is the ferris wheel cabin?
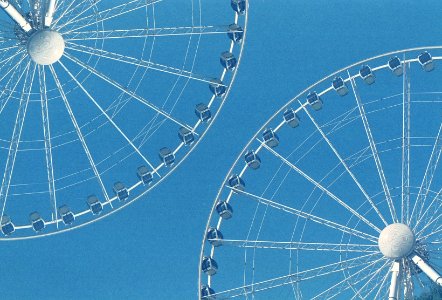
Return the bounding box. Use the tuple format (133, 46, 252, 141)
(332, 77, 349, 96)
(209, 79, 227, 97)
(231, 0, 246, 15)
(206, 227, 223, 247)
(220, 51, 237, 71)
(216, 201, 233, 219)
(359, 65, 375, 85)
(159, 147, 175, 167)
(201, 285, 216, 300)
(263, 128, 280, 148)
(228, 174, 245, 192)
(227, 24, 244, 43)
(58, 205, 75, 226)
(388, 56, 403, 76)
(113, 182, 129, 201)
(307, 91, 323, 111)
(87, 195, 103, 215)
(418, 51, 434, 72)
(202, 256, 219, 276)
(0, 215, 14, 236)
(195, 103, 212, 123)
(137, 165, 154, 185)
(178, 127, 195, 146)
(283, 108, 300, 127)
(244, 150, 261, 170)
(29, 212, 45, 232)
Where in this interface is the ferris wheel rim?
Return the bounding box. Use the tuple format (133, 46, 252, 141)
(0, 0, 249, 239)
(199, 46, 442, 299)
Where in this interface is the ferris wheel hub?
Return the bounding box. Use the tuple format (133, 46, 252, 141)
(27, 30, 65, 65)
(378, 223, 415, 259)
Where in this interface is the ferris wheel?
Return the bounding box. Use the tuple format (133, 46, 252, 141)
(0, 0, 248, 239)
(199, 47, 442, 299)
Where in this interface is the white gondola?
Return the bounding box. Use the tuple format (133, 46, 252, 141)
(30, 212, 45, 232)
(58, 205, 75, 225)
(87, 195, 103, 215)
(359, 65, 375, 85)
(209, 79, 226, 97)
(388, 56, 403, 76)
(227, 23, 244, 43)
(202, 256, 219, 276)
(195, 103, 212, 122)
(206, 227, 224, 247)
(332, 77, 349, 96)
(244, 150, 261, 169)
(228, 174, 245, 191)
(113, 181, 129, 201)
(0, 215, 14, 235)
(220, 51, 237, 71)
(201, 285, 216, 300)
(307, 91, 323, 110)
(216, 201, 233, 219)
(283, 108, 300, 127)
(418, 51, 434, 72)
(178, 127, 195, 146)
(137, 165, 153, 185)
(263, 128, 280, 148)
(231, 0, 246, 14)
(159, 147, 175, 167)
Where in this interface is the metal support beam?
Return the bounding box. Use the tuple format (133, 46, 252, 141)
(0, 0, 32, 32)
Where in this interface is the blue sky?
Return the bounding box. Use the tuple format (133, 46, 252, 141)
(1, 1, 442, 299)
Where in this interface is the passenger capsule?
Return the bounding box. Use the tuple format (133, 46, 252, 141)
(113, 181, 129, 201)
(201, 285, 216, 300)
(137, 165, 153, 185)
(209, 79, 226, 97)
(244, 150, 261, 170)
(231, 0, 246, 14)
(283, 108, 300, 127)
(263, 128, 279, 147)
(58, 205, 75, 225)
(359, 65, 375, 85)
(0, 215, 14, 235)
(227, 24, 244, 43)
(87, 195, 103, 215)
(159, 147, 175, 167)
(307, 91, 323, 110)
(178, 127, 195, 146)
(388, 56, 403, 76)
(195, 103, 211, 122)
(220, 51, 237, 71)
(216, 201, 233, 219)
(29, 211, 45, 232)
(202, 256, 219, 276)
(228, 174, 245, 192)
(418, 51, 434, 72)
(332, 77, 348, 96)
(206, 227, 223, 247)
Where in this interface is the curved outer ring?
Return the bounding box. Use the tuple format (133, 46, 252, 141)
(0, 1, 249, 240)
(198, 45, 442, 297)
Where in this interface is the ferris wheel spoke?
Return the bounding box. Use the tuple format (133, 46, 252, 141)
(0, 0, 32, 32)
(312, 257, 387, 300)
(65, 25, 238, 41)
(210, 239, 378, 253)
(56, 59, 159, 176)
(43, 0, 56, 27)
(0, 53, 29, 117)
(0, 62, 35, 221)
(227, 187, 378, 242)
(402, 60, 411, 224)
(210, 253, 380, 298)
(373, 265, 392, 299)
(348, 74, 398, 223)
(65, 42, 224, 87)
(350, 260, 390, 300)
(299, 101, 389, 227)
(51, 0, 82, 28)
(63, 51, 194, 132)
(411, 122, 442, 228)
(38, 65, 59, 226)
(0, 44, 19, 53)
(414, 189, 442, 237)
(259, 141, 382, 234)
(59, 0, 163, 34)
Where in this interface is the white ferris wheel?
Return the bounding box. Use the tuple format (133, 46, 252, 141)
(199, 47, 442, 299)
(0, 0, 248, 239)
